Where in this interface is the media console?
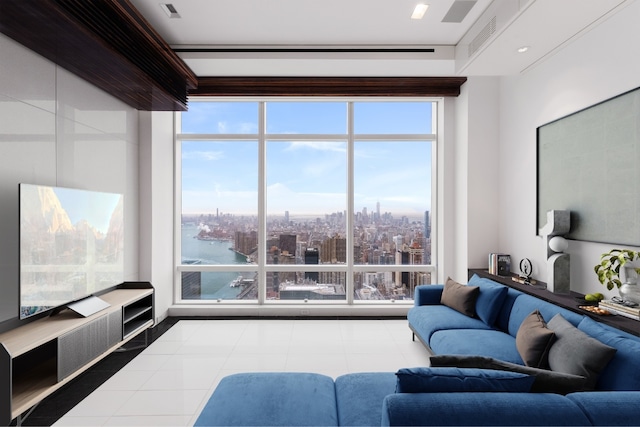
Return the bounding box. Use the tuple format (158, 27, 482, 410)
(0, 283, 154, 425)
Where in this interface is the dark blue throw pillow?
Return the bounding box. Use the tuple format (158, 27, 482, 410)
(395, 367, 535, 393)
(468, 274, 509, 326)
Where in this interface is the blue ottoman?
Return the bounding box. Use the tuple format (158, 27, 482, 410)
(194, 372, 338, 426)
(335, 372, 397, 426)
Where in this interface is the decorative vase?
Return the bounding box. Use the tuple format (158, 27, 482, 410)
(619, 282, 640, 304)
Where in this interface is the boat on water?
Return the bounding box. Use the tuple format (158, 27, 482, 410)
(230, 276, 243, 287)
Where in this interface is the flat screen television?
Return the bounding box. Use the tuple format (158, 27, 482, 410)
(19, 183, 124, 319)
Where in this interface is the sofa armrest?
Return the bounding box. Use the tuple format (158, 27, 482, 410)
(414, 285, 444, 306)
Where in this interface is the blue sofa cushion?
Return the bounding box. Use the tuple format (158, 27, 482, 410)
(548, 314, 617, 389)
(395, 367, 534, 393)
(507, 294, 583, 337)
(429, 329, 523, 364)
(382, 392, 592, 426)
(334, 372, 397, 427)
(567, 391, 640, 426)
(515, 310, 555, 368)
(430, 355, 590, 394)
(194, 372, 337, 426)
(408, 305, 492, 344)
(441, 277, 479, 317)
(468, 274, 509, 326)
(578, 316, 640, 390)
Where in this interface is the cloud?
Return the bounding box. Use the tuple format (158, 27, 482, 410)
(182, 151, 225, 161)
(284, 141, 346, 153)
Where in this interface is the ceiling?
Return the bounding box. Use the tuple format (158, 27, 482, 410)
(129, 0, 633, 77)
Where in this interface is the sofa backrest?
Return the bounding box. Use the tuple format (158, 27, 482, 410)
(506, 293, 583, 337)
(577, 316, 640, 391)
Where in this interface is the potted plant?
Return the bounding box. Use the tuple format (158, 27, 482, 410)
(594, 249, 640, 290)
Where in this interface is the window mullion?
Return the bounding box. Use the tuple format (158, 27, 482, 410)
(346, 102, 355, 305)
(258, 101, 267, 304)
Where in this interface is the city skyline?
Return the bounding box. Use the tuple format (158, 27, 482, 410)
(180, 101, 433, 217)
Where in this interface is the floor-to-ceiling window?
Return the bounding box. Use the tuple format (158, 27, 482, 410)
(175, 98, 437, 309)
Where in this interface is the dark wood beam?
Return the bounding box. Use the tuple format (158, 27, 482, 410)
(192, 77, 467, 97)
(0, 0, 197, 111)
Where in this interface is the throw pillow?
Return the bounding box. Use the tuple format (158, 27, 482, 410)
(429, 354, 589, 394)
(515, 310, 556, 368)
(547, 314, 617, 389)
(440, 277, 479, 317)
(395, 367, 534, 393)
(469, 275, 509, 326)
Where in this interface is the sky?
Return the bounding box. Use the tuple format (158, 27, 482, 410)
(180, 101, 433, 219)
(53, 186, 122, 233)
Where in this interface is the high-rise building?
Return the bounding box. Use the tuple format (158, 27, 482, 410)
(304, 248, 319, 282)
(181, 259, 202, 299)
(424, 210, 431, 239)
(279, 234, 296, 256)
(321, 236, 346, 263)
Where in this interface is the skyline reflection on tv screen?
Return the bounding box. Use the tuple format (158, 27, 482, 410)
(19, 184, 124, 319)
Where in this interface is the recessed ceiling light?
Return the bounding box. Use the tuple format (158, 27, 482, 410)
(160, 3, 181, 19)
(517, 46, 530, 53)
(411, 4, 429, 20)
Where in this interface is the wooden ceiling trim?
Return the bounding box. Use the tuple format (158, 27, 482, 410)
(0, 0, 197, 111)
(192, 77, 467, 97)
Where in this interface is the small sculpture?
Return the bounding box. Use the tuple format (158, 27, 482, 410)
(539, 210, 571, 294)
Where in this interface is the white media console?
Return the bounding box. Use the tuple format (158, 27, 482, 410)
(0, 283, 154, 425)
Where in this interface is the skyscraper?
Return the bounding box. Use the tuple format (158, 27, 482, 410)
(304, 248, 319, 282)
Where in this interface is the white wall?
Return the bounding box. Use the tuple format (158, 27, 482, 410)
(455, 77, 501, 282)
(496, 0, 640, 297)
(0, 33, 139, 327)
(139, 111, 174, 324)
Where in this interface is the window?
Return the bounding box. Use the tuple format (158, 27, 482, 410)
(176, 99, 437, 307)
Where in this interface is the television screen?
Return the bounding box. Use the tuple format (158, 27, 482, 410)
(19, 184, 124, 319)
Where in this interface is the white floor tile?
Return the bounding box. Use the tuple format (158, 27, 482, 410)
(55, 319, 427, 425)
(115, 390, 208, 416)
(104, 415, 193, 426)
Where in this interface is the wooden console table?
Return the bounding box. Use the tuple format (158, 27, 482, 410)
(0, 283, 154, 425)
(469, 269, 640, 337)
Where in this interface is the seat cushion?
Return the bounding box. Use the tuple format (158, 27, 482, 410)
(567, 391, 640, 426)
(382, 392, 592, 426)
(408, 305, 492, 344)
(429, 329, 523, 364)
(194, 372, 338, 426)
(395, 367, 534, 393)
(335, 372, 397, 427)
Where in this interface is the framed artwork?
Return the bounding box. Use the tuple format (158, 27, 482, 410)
(537, 86, 640, 246)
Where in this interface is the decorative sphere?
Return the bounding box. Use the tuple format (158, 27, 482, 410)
(549, 236, 568, 253)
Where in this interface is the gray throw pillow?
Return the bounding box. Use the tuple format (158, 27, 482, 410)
(440, 277, 479, 317)
(429, 354, 590, 394)
(547, 314, 617, 389)
(516, 310, 555, 368)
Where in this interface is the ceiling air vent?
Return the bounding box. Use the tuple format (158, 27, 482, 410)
(160, 3, 181, 19)
(468, 16, 496, 57)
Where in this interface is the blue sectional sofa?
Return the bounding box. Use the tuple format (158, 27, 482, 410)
(195, 274, 640, 426)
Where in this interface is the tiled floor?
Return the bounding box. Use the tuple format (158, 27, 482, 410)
(44, 318, 430, 426)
